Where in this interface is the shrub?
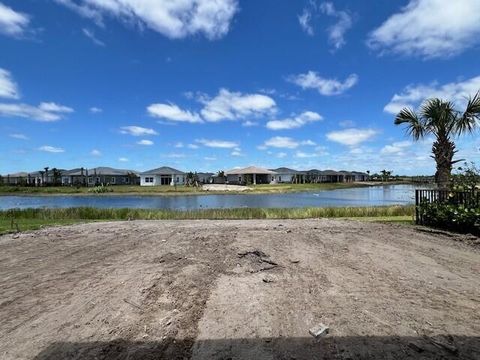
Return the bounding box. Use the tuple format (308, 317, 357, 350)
(419, 200, 480, 235)
(88, 185, 113, 194)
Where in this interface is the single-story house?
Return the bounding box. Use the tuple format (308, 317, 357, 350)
(351, 171, 369, 181)
(1, 172, 29, 185)
(140, 166, 185, 186)
(197, 172, 214, 184)
(61, 167, 139, 186)
(269, 167, 300, 183)
(225, 166, 277, 185)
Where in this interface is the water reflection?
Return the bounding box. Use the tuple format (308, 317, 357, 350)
(0, 185, 422, 210)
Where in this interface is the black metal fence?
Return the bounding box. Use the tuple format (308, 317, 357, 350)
(415, 189, 480, 224)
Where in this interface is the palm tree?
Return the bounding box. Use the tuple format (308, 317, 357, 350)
(394, 93, 480, 189)
(44, 167, 49, 186)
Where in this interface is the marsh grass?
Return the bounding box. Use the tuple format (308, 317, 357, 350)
(0, 206, 414, 234)
(0, 205, 414, 220)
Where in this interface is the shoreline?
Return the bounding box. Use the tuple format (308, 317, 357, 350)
(0, 181, 421, 197)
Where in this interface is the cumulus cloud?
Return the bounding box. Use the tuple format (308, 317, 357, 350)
(266, 111, 322, 130)
(384, 76, 480, 114)
(89, 107, 102, 113)
(196, 138, 238, 148)
(200, 88, 276, 122)
(137, 139, 154, 146)
(288, 71, 358, 96)
(262, 136, 316, 149)
(368, 0, 480, 58)
(381, 141, 412, 155)
(82, 28, 105, 46)
(120, 126, 158, 136)
(118, 157, 128, 162)
(9, 133, 28, 140)
(0, 2, 30, 38)
(319, 2, 353, 50)
(38, 145, 65, 153)
(0, 102, 74, 121)
(0, 68, 19, 99)
(326, 128, 377, 146)
(147, 103, 202, 123)
(55, 0, 239, 40)
(90, 149, 102, 156)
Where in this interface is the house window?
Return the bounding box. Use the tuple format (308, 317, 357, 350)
(239, 176, 242, 182)
(279, 176, 282, 182)
(88, 177, 93, 184)
(96, 177, 100, 184)
(111, 177, 116, 184)
(176, 177, 179, 183)
(125, 177, 129, 184)
(145, 177, 154, 183)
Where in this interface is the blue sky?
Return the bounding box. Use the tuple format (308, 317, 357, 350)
(1, 0, 479, 175)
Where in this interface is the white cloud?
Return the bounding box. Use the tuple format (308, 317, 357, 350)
(0, 102, 73, 121)
(262, 137, 294, 149)
(120, 126, 158, 136)
(90, 106, 102, 113)
(200, 88, 276, 122)
(174, 142, 184, 148)
(38, 145, 65, 153)
(242, 120, 258, 127)
(319, 2, 353, 50)
(9, 133, 28, 140)
(326, 128, 377, 146)
(276, 152, 287, 158)
(90, 149, 102, 156)
(82, 28, 105, 46)
(147, 103, 202, 123)
(231, 149, 244, 156)
(118, 157, 128, 162)
(137, 139, 154, 146)
(266, 111, 322, 130)
(368, 0, 480, 58)
(187, 143, 199, 149)
(204, 156, 217, 161)
(381, 141, 412, 155)
(196, 138, 238, 148)
(55, 0, 239, 40)
(298, 8, 314, 36)
(0, 68, 19, 99)
(288, 71, 358, 96)
(38, 102, 74, 113)
(165, 153, 185, 158)
(0, 2, 30, 38)
(384, 76, 480, 114)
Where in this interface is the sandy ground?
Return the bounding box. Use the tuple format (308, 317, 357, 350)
(0, 219, 479, 360)
(202, 184, 252, 191)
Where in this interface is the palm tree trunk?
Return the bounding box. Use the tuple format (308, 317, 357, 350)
(432, 136, 456, 189)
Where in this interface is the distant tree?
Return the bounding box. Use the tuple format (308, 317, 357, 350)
(217, 170, 225, 178)
(39, 171, 45, 186)
(44, 167, 49, 186)
(52, 168, 61, 186)
(366, 170, 370, 180)
(394, 92, 480, 188)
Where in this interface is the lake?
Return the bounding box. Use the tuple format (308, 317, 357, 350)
(0, 185, 423, 210)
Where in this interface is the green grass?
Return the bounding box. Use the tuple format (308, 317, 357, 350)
(0, 205, 414, 234)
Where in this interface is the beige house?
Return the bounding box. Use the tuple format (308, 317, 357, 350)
(225, 166, 277, 185)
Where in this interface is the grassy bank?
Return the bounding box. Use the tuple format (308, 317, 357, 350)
(0, 205, 414, 234)
(0, 181, 404, 196)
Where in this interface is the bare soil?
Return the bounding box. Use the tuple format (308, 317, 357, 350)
(0, 219, 479, 360)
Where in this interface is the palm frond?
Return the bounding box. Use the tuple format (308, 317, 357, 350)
(457, 91, 480, 134)
(394, 107, 425, 140)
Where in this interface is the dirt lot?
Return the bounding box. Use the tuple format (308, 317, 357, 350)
(0, 219, 479, 360)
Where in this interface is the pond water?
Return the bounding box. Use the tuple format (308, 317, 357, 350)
(0, 184, 425, 210)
